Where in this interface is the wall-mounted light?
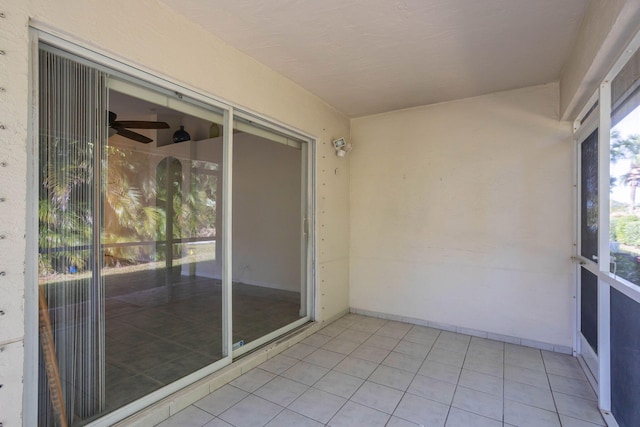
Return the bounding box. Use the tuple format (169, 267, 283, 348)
(333, 137, 352, 157)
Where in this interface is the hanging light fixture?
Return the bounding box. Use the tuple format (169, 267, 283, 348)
(173, 125, 191, 143)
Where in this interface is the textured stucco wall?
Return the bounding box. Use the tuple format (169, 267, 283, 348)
(350, 83, 574, 348)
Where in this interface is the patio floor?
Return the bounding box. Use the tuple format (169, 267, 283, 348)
(154, 313, 604, 427)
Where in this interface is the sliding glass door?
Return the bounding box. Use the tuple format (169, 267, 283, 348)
(231, 117, 310, 355)
(37, 45, 313, 425)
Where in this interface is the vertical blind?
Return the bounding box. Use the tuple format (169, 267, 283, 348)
(38, 48, 107, 426)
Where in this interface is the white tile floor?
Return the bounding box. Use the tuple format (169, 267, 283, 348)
(155, 314, 605, 427)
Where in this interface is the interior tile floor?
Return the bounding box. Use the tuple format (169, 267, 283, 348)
(97, 268, 300, 414)
(156, 313, 604, 427)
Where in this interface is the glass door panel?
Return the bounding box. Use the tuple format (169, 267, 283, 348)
(231, 117, 308, 352)
(102, 87, 226, 415)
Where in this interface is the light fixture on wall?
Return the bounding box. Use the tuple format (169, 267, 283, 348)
(333, 137, 352, 157)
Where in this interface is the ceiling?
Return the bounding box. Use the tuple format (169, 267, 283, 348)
(161, 0, 589, 118)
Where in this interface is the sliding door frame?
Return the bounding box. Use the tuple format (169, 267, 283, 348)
(572, 27, 640, 426)
(27, 26, 316, 427)
(229, 110, 315, 358)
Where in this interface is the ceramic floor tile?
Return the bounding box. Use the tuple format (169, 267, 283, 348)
(350, 344, 391, 364)
(451, 386, 503, 421)
(553, 393, 605, 425)
(156, 406, 215, 427)
(544, 361, 587, 381)
(194, 385, 249, 416)
(317, 324, 347, 338)
(202, 418, 233, 427)
(548, 374, 596, 401)
(504, 400, 561, 427)
(403, 332, 438, 347)
(444, 407, 502, 427)
(433, 338, 469, 354)
(426, 347, 466, 368)
(353, 317, 387, 329)
(328, 401, 390, 427)
(350, 321, 383, 334)
(264, 409, 323, 427)
(281, 361, 330, 386)
(505, 346, 545, 372)
(438, 331, 471, 344)
(337, 328, 372, 344)
(149, 315, 603, 427)
(351, 381, 404, 414)
(383, 351, 425, 373)
(504, 363, 550, 389)
(505, 379, 556, 411)
(254, 376, 309, 407)
(332, 318, 357, 329)
(465, 346, 504, 363)
(418, 360, 462, 384)
(364, 334, 401, 350)
(281, 343, 317, 360)
(259, 355, 299, 375)
(288, 388, 347, 424)
(469, 337, 504, 351)
(407, 374, 456, 405)
(313, 370, 365, 398)
(303, 348, 346, 369)
(369, 364, 415, 391)
(230, 369, 276, 393)
(321, 338, 360, 355)
(386, 416, 422, 426)
(394, 340, 432, 358)
(382, 320, 413, 332)
(463, 357, 503, 378)
(458, 369, 503, 397)
(375, 324, 411, 339)
(300, 333, 333, 348)
(219, 395, 283, 427)
(559, 414, 607, 427)
(333, 355, 379, 379)
(393, 393, 450, 427)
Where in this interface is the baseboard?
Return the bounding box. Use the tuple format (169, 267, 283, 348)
(349, 307, 573, 355)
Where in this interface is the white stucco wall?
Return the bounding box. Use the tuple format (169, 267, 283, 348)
(2, 0, 350, 424)
(350, 83, 574, 348)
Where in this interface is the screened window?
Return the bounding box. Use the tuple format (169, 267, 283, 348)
(609, 47, 640, 287)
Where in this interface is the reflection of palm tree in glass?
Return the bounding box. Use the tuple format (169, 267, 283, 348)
(40, 140, 219, 275)
(611, 131, 640, 213)
(39, 137, 94, 275)
(104, 146, 166, 265)
(621, 157, 640, 213)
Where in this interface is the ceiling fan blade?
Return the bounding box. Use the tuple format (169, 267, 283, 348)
(113, 121, 170, 129)
(115, 128, 153, 144)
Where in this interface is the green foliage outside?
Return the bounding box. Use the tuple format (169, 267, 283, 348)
(39, 138, 218, 277)
(611, 215, 640, 246)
